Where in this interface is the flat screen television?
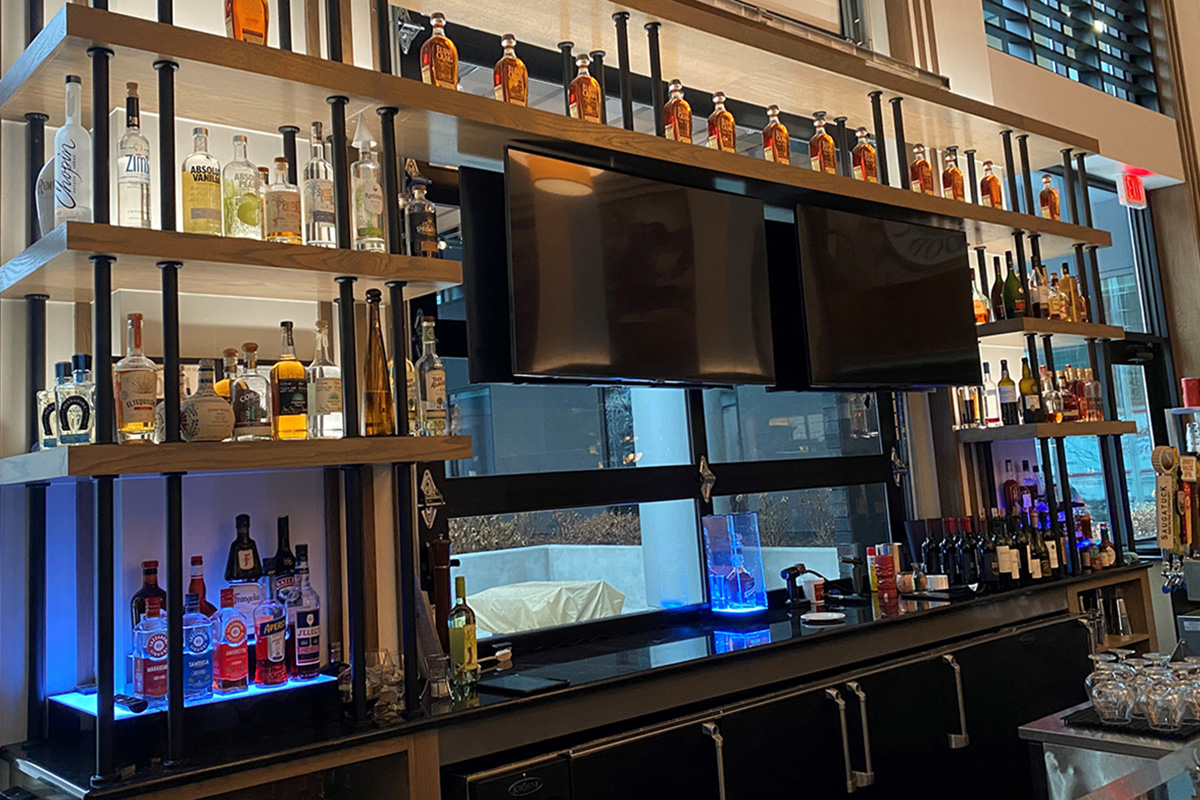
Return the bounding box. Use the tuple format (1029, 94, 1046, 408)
(794, 205, 980, 389)
(503, 148, 775, 386)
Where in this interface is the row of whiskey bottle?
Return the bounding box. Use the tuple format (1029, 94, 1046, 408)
(957, 359, 1104, 428)
(970, 253, 1090, 325)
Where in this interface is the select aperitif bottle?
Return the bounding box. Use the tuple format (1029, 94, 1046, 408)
(851, 127, 877, 182)
(942, 147, 965, 201)
(1039, 175, 1060, 220)
(707, 92, 735, 152)
(980, 160, 1004, 209)
(567, 54, 602, 124)
(664, 79, 692, 143)
(762, 104, 789, 164)
(909, 144, 934, 195)
(493, 34, 527, 106)
(421, 13, 458, 89)
(809, 111, 836, 174)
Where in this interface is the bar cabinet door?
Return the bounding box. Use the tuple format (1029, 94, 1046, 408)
(569, 722, 721, 800)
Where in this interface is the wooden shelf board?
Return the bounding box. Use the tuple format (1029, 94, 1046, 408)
(0, 6, 1110, 256)
(1097, 633, 1150, 653)
(0, 223, 461, 302)
(976, 318, 1126, 348)
(0, 436, 471, 485)
(956, 420, 1136, 442)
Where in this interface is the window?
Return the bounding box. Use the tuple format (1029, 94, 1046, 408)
(983, 0, 1159, 110)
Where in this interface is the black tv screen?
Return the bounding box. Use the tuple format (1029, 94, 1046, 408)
(795, 206, 980, 388)
(505, 149, 775, 385)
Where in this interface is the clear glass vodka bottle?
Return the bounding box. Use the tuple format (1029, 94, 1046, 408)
(306, 319, 343, 439)
(222, 134, 259, 238)
(182, 127, 222, 235)
(303, 121, 336, 247)
(116, 82, 151, 228)
(54, 75, 92, 225)
(231, 342, 272, 440)
(351, 118, 385, 252)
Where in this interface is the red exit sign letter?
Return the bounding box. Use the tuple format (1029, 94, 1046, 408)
(1119, 172, 1148, 209)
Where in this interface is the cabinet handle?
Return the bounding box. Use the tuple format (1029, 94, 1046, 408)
(845, 682, 876, 789)
(702, 721, 727, 800)
(825, 688, 857, 794)
(942, 654, 970, 749)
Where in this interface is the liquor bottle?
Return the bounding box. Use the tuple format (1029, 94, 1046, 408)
(1027, 264, 1044, 318)
(270, 321, 308, 440)
(36, 156, 54, 236)
(116, 82, 151, 229)
(131, 559, 169, 629)
(978, 518, 1001, 589)
(188, 556, 217, 616)
(113, 313, 158, 444)
(448, 576, 479, 689)
(226, 513, 264, 584)
(989, 256, 1006, 321)
(421, 12, 459, 89)
(133, 597, 169, 709)
(183, 128, 223, 235)
(253, 589, 288, 686)
(979, 160, 1003, 209)
(851, 127, 877, 182)
(955, 385, 979, 428)
(1039, 175, 1060, 220)
(909, 144, 934, 195)
(1098, 524, 1117, 568)
(232, 342, 272, 440)
(809, 111, 836, 174)
(215, 348, 240, 399)
(1022, 515, 1043, 582)
(942, 147, 965, 201)
(940, 518, 961, 585)
(1035, 523, 1053, 581)
(1058, 370, 1079, 422)
(922, 527, 942, 574)
(707, 92, 736, 152)
(406, 178, 440, 258)
(417, 318, 448, 436)
(762, 104, 790, 165)
(54, 75, 92, 226)
(286, 544, 322, 680)
(959, 518, 982, 585)
(971, 267, 990, 324)
(181, 359, 235, 442)
(406, 357, 419, 434)
(213, 588, 249, 694)
(992, 510, 1016, 589)
(216, 134, 256, 239)
(998, 359, 1020, 426)
(568, 54, 602, 124)
(1059, 263, 1080, 322)
(1047, 273, 1066, 320)
(351, 118, 385, 252)
(1002, 252, 1026, 318)
(361, 289, 397, 437)
(1085, 368, 1104, 421)
(1042, 520, 1061, 579)
(493, 33, 527, 105)
(1001, 459, 1021, 512)
(264, 157, 302, 244)
(36, 362, 70, 450)
(981, 363, 1000, 427)
(302, 122, 336, 247)
(257, 166, 270, 238)
(664, 80, 692, 143)
(272, 516, 297, 602)
(225, 0, 268, 44)
(1041, 366, 1063, 422)
(307, 319, 343, 439)
(183, 593, 214, 702)
(1018, 357, 1043, 423)
(57, 353, 96, 445)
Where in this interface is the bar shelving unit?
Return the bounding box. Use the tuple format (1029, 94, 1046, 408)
(956, 420, 1136, 444)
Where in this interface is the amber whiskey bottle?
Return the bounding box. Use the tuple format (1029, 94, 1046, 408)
(421, 13, 459, 89)
(761, 104, 790, 165)
(664, 79, 693, 143)
(706, 92, 736, 152)
(568, 54, 603, 124)
(942, 147, 965, 201)
(1039, 175, 1060, 220)
(909, 144, 934, 195)
(809, 111, 836, 174)
(980, 160, 1004, 209)
(493, 33, 527, 106)
(226, 0, 268, 44)
(851, 127, 877, 182)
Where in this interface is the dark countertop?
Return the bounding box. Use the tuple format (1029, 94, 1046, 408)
(4, 562, 1153, 798)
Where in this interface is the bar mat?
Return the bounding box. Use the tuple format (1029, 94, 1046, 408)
(1062, 705, 1200, 740)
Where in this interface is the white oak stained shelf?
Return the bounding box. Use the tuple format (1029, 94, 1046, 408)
(0, 222, 462, 302)
(956, 420, 1135, 443)
(0, 5, 1111, 258)
(976, 318, 1126, 348)
(0, 436, 472, 486)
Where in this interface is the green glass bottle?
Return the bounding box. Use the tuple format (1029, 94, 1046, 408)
(1002, 252, 1026, 319)
(989, 255, 1006, 321)
(448, 576, 479, 690)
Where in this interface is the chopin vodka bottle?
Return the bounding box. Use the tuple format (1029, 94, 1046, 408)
(183, 593, 214, 702)
(306, 319, 343, 439)
(351, 118, 385, 252)
(302, 121, 336, 247)
(55, 75, 92, 225)
(286, 544, 322, 680)
(182, 128, 223, 235)
(116, 82, 151, 228)
(212, 588, 249, 694)
(222, 134, 260, 239)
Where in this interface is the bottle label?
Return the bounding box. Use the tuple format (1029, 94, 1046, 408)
(1047, 541, 1060, 569)
(981, 195, 993, 208)
(57, 394, 93, 444)
(293, 608, 321, 666)
(230, 582, 261, 619)
(182, 165, 223, 234)
(215, 616, 248, 681)
(55, 136, 87, 221)
(238, 549, 254, 571)
(276, 377, 308, 417)
(134, 654, 168, 698)
(1026, 546, 1042, 579)
(449, 623, 477, 671)
(181, 396, 235, 442)
(257, 615, 286, 663)
(265, 191, 301, 239)
(423, 368, 447, 421)
(1023, 394, 1041, 412)
(311, 377, 343, 415)
(232, 384, 270, 435)
(185, 623, 213, 694)
(39, 398, 57, 447)
(986, 552, 1000, 581)
(407, 211, 440, 257)
(120, 151, 151, 186)
(304, 178, 336, 225)
(1041, 204, 1052, 219)
(998, 385, 1018, 404)
(273, 574, 296, 599)
(117, 369, 157, 427)
(496, 64, 528, 106)
(422, 39, 458, 88)
(355, 179, 385, 239)
(666, 109, 691, 143)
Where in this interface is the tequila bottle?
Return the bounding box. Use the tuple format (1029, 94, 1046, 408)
(36, 361, 70, 450)
(54, 75, 92, 225)
(421, 12, 459, 89)
(406, 178, 440, 258)
(270, 321, 308, 440)
(183, 593, 214, 702)
(448, 576, 478, 690)
(493, 34, 527, 106)
(181, 359, 235, 442)
(417, 319, 447, 436)
(302, 122, 336, 247)
(851, 127, 877, 182)
(306, 319, 343, 439)
(226, 0, 268, 44)
(264, 157, 302, 244)
(212, 587, 249, 694)
(362, 289, 396, 437)
(942, 147, 965, 201)
(761, 104, 789, 165)
(215, 347, 240, 399)
(980, 160, 1003, 209)
(351, 118, 386, 252)
(664, 79, 692, 143)
(971, 267, 990, 324)
(183, 127, 223, 235)
(286, 544, 322, 680)
(231, 342, 271, 440)
(909, 144, 934, 195)
(114, 313, 158, 444)
(568, 54, 602, 124)
(1040, 175, 1060, 220)
(706, 92, 735, 152)
(222, 134, 259, 239)
(116, 82, 151, 228)
(809, 111, 836, 174)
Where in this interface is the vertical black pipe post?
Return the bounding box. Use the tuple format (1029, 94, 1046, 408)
(327, 97, 352, 249)
(325, 0, 342, 61)
(25, 114, 47, 245)
(833, 116, 852, 178)
(1017, 134, 1035, 218)
(377, 107, 403, 255)
(159, 261, 184, 765)
(343, 463, 369, 725)
(558, 42, 574, 116)
(25, 294, 47, 451)
(1074, 244, 1093, 322)
(89, 48, 113, 225)
(1029, 233, 1043, 270)
(372, 0, 388, 70)
(1061, 148, 1078, 225)
(92, 474, 115, 785)
(92, 258, 115, 443)
(645, 23, 664, 137)
(28, 0, 43, 44)
(280, 125, 300, 186)
(1075, 152, 1095, 228)
(965, 149, 979, 204)
(92, 0, 107, 8)
(26, 482, 47, 741)
(157, 0, 171, 23)
(1000, 130, 1019, 214)
(278, 0, 292, 50)
(336, 278, 359, 436)
(155, 62, 178, 232)
(1075, 152, 1107, 325)
(590, 51, 608, 124)
(1013, 232, 1030, 317)
(613, 13, 634, 130)
(890, 97, 909, 190)
(868, 92, 889, 187)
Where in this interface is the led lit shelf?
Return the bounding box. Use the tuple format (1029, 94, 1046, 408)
(955, 420, 1136, 443)
(0, 436, 472, 486)
(0, 222, 461, 303)
(976, 318, 1126, 348)
(0, 5, 1111, 258)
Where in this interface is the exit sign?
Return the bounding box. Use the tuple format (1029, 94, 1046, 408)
(1118, 172, 1148, 209)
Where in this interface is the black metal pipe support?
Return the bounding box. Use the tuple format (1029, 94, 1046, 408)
(91, 256, 115, 444)
(327, 97, 352, 249)
(92, 474, 115, 785)
(590, 51, 608, 124)
(155, 61, 178, 232)
(558, 41, 574, 116)
(25, 293, 47, 451)
(26, 483, 47, 741)
(159, 259, 184, 764)
(645, 23, 664, 137)
(280, 125, 300, 186)
(890, 97, 909, 190)
(867, 92, 889, 187)
(157, 0, 171, 23)
(278, 0, 292, 50)
(336, 277, 360, 436)
(377, 107, 403, 255)
(1061, 148, 1078, 225)
(1000, 130, 1019, 214)
(343, 464, 369, 724)
(25, 113, 47, 246)
(965, 149, 979, 204)
(325, 0, 342, 61)
(613, 13, 633, 130)
(834, 116, 851, 178)
(1075, 152, 1095, 228)
(1017, 134, 1035, 217)
(89, 48, 113, 225)
(28, 0, 43, 44)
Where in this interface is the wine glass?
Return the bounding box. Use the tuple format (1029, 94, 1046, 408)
(1145, 667, 1185, 732)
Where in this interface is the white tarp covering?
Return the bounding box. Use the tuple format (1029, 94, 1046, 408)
(469, 580, 626, 635)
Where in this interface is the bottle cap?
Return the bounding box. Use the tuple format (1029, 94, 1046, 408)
(220, 587, 235, 607)
(712, 91, 726, 104)
(867, 546, 875, 556)
(236, 513, 250, 529)
(191, 555, 203, 565)
(146, 596, 162, 614)
(194, 126, 209, 137)
(407, 177, 431, 191)
(242, 342, 258, 353)
(55, 361, 71, 379)
(501, 33, 517, 47)
(296, 544, 308, 559)
(365, 288, 382, 301)
(142, 560, 158, 571)
(71, 352, 91, 371)
(66, 75, 81, 85)
(766, 103, 780, 115)
(455, 575, 466, 596)
(351, 115, 375, 152)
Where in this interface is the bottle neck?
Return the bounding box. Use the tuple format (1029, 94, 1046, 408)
(280, 327, 296, 359)
(295, 563, 310, 587)
(126, 97, 140, 131)
(313, 326, 331, 364)
(432, 22, 446, 38)
(195, 134, 210, 154)
(421, 327, 437, 356)
(65, 83, 81, 123)
(198, 365, 215, 391)
(144, 571, 158, 588)
(272, 163, 288, 184)
(244, 351, 258, 371)
(127, 318, 144, 357)
(577, 63, 590, 78)
(503, 45, 516, 57)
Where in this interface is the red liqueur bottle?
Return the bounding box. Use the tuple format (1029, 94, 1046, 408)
(213, 588, 250, 694)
